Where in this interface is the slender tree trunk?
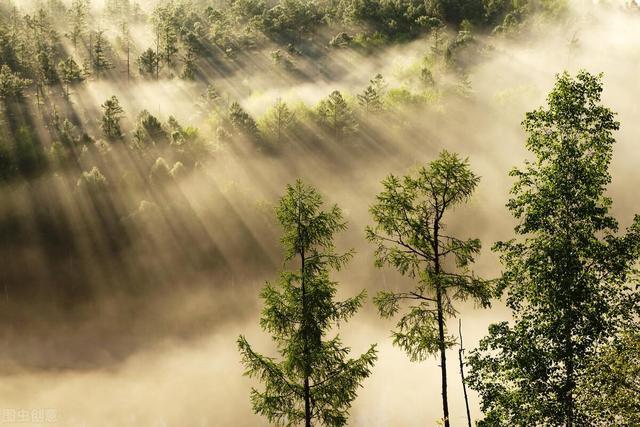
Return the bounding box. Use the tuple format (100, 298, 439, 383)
(459, 319, 472, 427)
(156, 33, 160, 80)
(299, 207, 312, 427)
(302, 247, 311, 427)
(433, 217, 450, 427)
(127, 38, 130, 82)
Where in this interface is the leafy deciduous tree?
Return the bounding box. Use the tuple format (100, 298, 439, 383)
(468, 71, 640, 426)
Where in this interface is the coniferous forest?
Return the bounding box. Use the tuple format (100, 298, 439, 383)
(0, 0, 639, 426)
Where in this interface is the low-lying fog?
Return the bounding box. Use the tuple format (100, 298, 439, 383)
(2, 2, 640, 426)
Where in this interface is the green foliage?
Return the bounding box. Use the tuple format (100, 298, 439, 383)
(259, 98, 297, 145)
(14, 126, 47, 178)
(152, 2, 180, 67)
(169, 123, 211, 167)
(132, 110, 167, 149)
(576, 330, 640, 425)
(316, 91, 357, 143)
(181, 46, 197, 80)
(229, 101, 261, 142)
(468, 71, 640, 426)
(92, 30, 113, 78)
(357, 74, 386, 115)
(384, 87, 428, 109)
(238, 180, 377, 427)
(67, 0, 89, 49)
(367, 150, 493, 426)
(367, 151, 492, 356)
(0, 65, 31, 99)
(138, 48, 159, 78)
(262, 0, 321, 41)
(100, 95, 125, 140)
(58, 58, 84, 96)
(0, 26, 19, 71)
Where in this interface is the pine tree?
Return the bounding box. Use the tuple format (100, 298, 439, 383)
(138, 48, 159, 78)
(58, 57, 83, 97)
(180, 46, 196, 80)
(468, 71, 640, 426)
(238, 180, 377, 427)
(92, 30, 112, 79)
(366, 150, 494, 427)
(261, 98, 296, 144)
(357, 74, 386, 115)
(100, 95, 124, 140)
(229, 101, 260, 141)
(0, 65, 31, 99)
(317, 90, 357, 143)
(67, 0, 89, 50)
(152, 4, 178, 68)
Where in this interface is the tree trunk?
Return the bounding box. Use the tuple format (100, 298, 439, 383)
(459, 319, 472, 427)
(434, 217, 450, 427)
(156, 33, 160, 80)
(299, 208, 312, 427)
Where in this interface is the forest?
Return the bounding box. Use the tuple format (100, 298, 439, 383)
(0, 0, 639, 426)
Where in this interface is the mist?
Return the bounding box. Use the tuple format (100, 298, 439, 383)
(1, 0, 639, 426)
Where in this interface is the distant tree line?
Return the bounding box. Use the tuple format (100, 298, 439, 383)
(0, 0, 564, 96)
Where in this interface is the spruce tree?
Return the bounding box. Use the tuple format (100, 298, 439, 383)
(238, 180, 377, 427)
